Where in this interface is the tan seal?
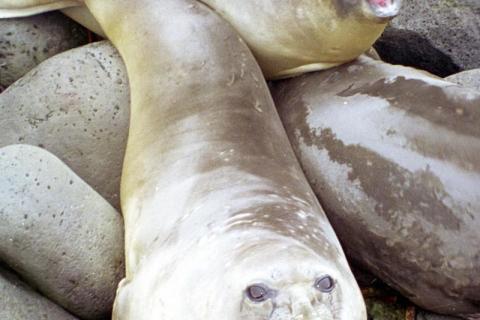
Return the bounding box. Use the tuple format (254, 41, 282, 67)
(271, 55, 480, 319)
(1, 0, 367, 319)
(0, 0, 401, 79)
(199, 0, 401, 78)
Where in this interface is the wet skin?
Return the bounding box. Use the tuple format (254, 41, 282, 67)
(34, 0, 366, 318)
(271, 56, 480, 319)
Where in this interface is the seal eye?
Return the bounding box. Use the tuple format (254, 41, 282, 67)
(314, 275, 335, 293)
(246, 284, 270, 302)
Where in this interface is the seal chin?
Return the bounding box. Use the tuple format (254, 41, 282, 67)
(362, 0, 402, 22)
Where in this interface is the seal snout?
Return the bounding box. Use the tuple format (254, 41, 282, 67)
(291, 296, 318, 319)
(364, 0, 402, 20)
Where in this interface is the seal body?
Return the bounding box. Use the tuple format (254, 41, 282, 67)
(199, 0, 401, 78)
(0, 0, 401, 79)
(79, 0, 367, 319)
(271, 56, 480, 319)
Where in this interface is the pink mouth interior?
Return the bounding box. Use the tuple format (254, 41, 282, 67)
(369, 0, 391, 7)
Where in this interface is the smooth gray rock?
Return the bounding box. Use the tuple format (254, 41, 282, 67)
(0, 41, 130, 210)
(0, 144, 124, 320)
(0, 11, 88, 89)
(417, 311, 462, 320)
(446, 69, 480, 92)
(374, 28, 461, 77)
(375, 0, 480, 77)
(0, 264, 78, 320)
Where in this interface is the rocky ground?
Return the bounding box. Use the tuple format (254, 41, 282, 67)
(0, 1, 478, 319)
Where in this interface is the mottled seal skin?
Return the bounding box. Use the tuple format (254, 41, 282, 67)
(0, 0, 367, 319)
(271, 55, 480, 319)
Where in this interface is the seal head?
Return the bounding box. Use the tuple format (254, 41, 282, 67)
(112, 234, 365, 320)
(235, 241, 365, 320)
(361, 0, 402, 21)
(334, 0, 401, 19)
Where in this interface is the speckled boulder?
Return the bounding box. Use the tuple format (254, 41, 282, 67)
(0, 144, 124, 320)
(0, 11, 88, 90)
(374, 0, 480, 77)
(0, 264, 79, 320)
(0, 40, 130, 210)
(446, 69, 480, 92)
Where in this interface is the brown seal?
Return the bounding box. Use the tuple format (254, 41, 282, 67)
(271, 55, 480, 319)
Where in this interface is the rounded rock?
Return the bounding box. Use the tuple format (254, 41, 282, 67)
(0, 144, 125, 320)
(0, 40, 130, 210)
(416, 311, 463, 320)
(445, 69, 480, 92)
(0, 11, 88, 90)
(0, 264, 79, 320)
(374, 0, 480, 77)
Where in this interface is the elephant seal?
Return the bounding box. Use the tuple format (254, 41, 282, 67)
(63, 0, 402, 79)
(1, 0, 401, 79)
(200, 0, 401, 78)
(271, 55, 480, 319)
(1, 0, 367, 319)
(84, 0, 366, 318)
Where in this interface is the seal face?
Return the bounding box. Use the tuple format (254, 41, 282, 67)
(334, 0, 401, 20)
(362, 0, 401, 20)
(113, 234, 364, 319)
(236, 246, 351, 319)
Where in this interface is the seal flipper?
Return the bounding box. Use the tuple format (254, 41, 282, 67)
(0, 0, 81, 18)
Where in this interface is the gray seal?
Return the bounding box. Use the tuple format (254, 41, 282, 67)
(271, 55, 480, 319)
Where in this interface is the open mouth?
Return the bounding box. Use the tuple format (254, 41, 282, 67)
(365, 0, 402, 19)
